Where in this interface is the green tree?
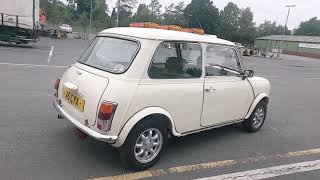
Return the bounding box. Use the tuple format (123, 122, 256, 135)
(74, 0, 96, 15)
(238, 7, 256, 44)
(111, 0, 137, 27)
(148, 0, 162, 23)
(41, 0, 72, 26)
(295, 17, 320, 36)
(184, 0, 220, 35)
(132, 4, 152, 22)
(257, 21, 290, 37)
(162, 2, 185, 26)
(92, 0, 112, 31)
(79, 12, 89, 33)
(219, 2, 240, 41)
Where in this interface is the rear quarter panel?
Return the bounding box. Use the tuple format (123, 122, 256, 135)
(96, 38, 157, 136)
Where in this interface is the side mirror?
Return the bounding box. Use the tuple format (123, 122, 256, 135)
(242, 70, 254, 80)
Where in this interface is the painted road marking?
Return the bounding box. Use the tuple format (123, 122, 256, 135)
(48, 45, 54, 62)
(0, 47, 43, 52)
(256, 75, 320, 80)
(0, 62, 68, 68)
(88, 148, 320, 180)
(0, 47, 81, 55)
(195, 159, 320, 180)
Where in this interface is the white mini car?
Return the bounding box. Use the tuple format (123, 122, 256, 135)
(53, 27, 270, 170)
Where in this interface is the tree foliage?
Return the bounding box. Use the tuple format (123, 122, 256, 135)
(111, 0, 137, 27)
(219, 2, 240, 41)
(257, 20, 291, 37)
(92, 0, 111, 31)
(148, 0, 162, 23)
(295, 17, 320, 36)
(79, 12, 89, 32)
(238, 7, 256, 44)
(162, 2, 185, 26)
(184, 0, 220, 35)
(40, 0, 73, 25)
(132, 4, 152, 22)
(40, 0, 318, 45)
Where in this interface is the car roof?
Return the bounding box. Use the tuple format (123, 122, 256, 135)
(99, 27, 235, 46)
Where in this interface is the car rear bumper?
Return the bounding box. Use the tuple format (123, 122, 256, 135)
(53, 100, 118, 143)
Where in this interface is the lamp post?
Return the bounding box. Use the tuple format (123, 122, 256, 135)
(279, 4, 295, 58)
(283, 5, 296, 36)
(115, 0, 120, 27)
(187, 10, 192, 28)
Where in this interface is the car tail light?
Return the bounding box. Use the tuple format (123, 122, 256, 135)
(55, 78, 61, 90)
(54, 78, 61, 97)
(97, 101, 117, 132)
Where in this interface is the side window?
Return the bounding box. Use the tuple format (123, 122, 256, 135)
(205, 45, 241, 76)
(149, 42, 202, 79)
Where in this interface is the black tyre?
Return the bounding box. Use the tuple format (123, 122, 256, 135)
(242, 100, 267, 133)
(120, 119, 168, 171)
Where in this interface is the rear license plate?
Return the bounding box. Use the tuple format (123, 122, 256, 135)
(62, 87, 85, 112)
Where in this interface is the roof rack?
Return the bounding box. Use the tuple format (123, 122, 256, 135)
(129, 22, 205, 35)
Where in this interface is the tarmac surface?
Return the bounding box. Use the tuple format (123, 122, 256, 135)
(0, 38, 320, 180)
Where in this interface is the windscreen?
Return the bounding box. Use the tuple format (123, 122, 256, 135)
(79, 37, 139, 74)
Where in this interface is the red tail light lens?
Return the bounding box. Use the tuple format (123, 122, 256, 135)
(55, 78, 61, 90)
(97, 101, 117, 132)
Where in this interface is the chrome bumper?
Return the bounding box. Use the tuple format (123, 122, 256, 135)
(53, 100, 118, 143)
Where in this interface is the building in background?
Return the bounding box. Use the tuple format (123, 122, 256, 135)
(255, 35, 320, 59)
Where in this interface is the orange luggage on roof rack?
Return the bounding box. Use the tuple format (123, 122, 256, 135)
(158, 25, 182, 31)
(181, 28, 205, 35)
(130, 22, 159, 29)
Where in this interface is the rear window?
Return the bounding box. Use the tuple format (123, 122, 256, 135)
(79, 37, 139, 74)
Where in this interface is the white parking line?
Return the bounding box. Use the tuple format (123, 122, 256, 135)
(0, 46, 80, 54)
(195, 159, 320, 180)
(0, 47, 44, 52)
(0, 62, 68, 68)
(48, 45, 54, 62)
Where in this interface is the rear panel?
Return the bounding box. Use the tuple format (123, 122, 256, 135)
(59, 66, 109, 126)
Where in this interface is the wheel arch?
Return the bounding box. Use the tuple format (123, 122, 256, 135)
(245, 93, 269, 119)
(112, 107, 180, 147)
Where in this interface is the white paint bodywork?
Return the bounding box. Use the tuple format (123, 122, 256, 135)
(201, 76, 252, 127)
(55, 28, 270, 147)
(245, 77, 271, 119)
(114, 107, 180, 147)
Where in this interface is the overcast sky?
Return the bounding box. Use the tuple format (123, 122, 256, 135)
(70, 0, 320, 30)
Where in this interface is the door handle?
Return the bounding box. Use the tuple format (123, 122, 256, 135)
(205, 87, 216, 93)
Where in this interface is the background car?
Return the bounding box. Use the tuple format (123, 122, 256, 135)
(58, 24, 72, 33)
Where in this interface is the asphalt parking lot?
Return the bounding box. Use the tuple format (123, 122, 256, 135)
(1, 38, 320, 180)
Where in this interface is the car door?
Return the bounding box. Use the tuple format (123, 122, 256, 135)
(131, 41, 204, 133)
(201, 44, 252, 127)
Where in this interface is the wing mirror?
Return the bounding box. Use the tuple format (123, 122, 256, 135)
(242, 70, 254, 80)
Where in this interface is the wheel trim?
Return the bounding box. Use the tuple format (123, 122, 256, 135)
(252, 107, 265, 128)
(134, 128, 163, 164)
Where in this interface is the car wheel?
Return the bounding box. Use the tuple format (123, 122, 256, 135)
(242, 100, 267, 133)
(120, 119, 167, 171)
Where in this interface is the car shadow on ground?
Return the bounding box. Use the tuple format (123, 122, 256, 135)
(59, 123, 247, 175)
